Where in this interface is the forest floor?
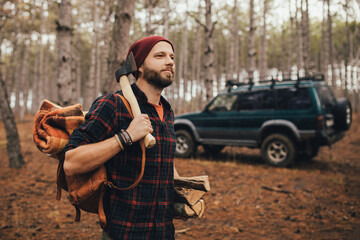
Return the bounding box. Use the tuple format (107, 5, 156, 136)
(0, 113, 360, 240)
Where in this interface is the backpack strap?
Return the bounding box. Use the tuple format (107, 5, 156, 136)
(119, 94, 133, 117)
(96, 94, 147, 228)
(103, 94, 146, 191)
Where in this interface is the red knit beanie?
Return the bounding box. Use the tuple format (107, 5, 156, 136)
(127, 36, 174, 77)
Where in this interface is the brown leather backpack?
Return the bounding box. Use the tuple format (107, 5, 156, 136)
(34, 95, 144, 228)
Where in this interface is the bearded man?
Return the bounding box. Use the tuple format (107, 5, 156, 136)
(64, 36, 179, 240)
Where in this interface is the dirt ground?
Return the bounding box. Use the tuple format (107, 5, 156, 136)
(0, 113, 359, 240)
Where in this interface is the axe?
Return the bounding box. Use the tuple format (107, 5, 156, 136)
(115, 52, 156, 148)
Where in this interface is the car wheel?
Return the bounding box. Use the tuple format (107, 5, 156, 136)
(334, 98, 352, 130)
(261, 134, 297, 167)
(203, 145, 225, 154)
(175, 130, 195, 158)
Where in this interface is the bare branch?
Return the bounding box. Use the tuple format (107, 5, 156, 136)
(187, 11, 207, 30)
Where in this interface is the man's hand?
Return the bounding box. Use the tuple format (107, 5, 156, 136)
(126, 114, 153, 143)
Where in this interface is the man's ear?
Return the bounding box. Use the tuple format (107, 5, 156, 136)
(138, 65, 143, 74)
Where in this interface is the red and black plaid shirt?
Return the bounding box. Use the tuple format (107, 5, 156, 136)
(65, 84, 176, 240)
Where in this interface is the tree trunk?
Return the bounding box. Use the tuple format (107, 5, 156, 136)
(228, 0, 239, 80)
(301, 0, 311, 75)
(259, 0, 268, 79)
(7, 0, 19, 103)
(71, 33, 82, 104)
(104, 0, 134, 94)
(163, 0, 170, 38)
(176, 36, 185, 112)
(43, 43, 50, 100)
(343, 0, 350, 97)
(295, 0, 303, 74)
(248, 0, 256, 80)
(287, 0, 294, 78)
(84, 0, 99, 110)
(145, 0, 155, 36)
(37, 3, 45, 107)
(194, 2, 203, 111)
(327, 0, 335, 89)
(41, 4, 50, 102)
(181, 6, 189, 112)
(31, 45, 40, 114)
(281, 27, 286, 77)
(350, 27, 358, 111)
(215, 39, 222, 92)
(288, 18, 294, 78)
(0, 68, 25, 168)
(204, 0, 215, 102)
(19, 40, 31, 121)
(321, 0, 329, 83)
(56, 0, 73, 106)
(95, 1, 102, 98)
(100, 0, 112, 95)
(354, 50, 360, 111)
(96, 32, 102, 98)
(13, 2, 23, 117)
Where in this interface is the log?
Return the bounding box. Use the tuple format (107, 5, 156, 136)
(174, 186, 206, 206)
(174, 202, 195, 218)
(174, 175, 210, 192)
(191, 199, 205, 217)
(174, 199, 205, 219)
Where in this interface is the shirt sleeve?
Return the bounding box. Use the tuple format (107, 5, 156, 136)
(64, 93, 118, 152)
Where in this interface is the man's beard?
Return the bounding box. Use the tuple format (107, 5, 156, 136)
(143, 66, 174, 90)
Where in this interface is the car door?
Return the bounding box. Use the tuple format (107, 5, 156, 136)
(192, 93, 241, 141)
(231, 89, 276, 142)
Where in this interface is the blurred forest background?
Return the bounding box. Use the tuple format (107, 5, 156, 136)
(0, 0, 359, 167)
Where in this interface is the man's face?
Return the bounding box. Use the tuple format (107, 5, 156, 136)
(139, 41, 175, 90)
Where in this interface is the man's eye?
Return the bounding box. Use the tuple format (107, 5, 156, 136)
(156, 55, 163, 58)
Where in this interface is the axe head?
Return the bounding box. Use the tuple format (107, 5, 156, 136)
(115, 52, 137, 82)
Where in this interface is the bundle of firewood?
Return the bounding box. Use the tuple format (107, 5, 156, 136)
(173, 175, 210, 219)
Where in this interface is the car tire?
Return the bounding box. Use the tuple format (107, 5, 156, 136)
(261, 133, 297, 167)
(175, 130, 195, 158)
(334, 98, 352, 131)
(203, 145, 225, 154)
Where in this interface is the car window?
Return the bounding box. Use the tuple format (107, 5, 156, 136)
(316, 85, 336, 108)
(275, 88, 312, 110)
(237, 90, 275, 111)
(207, 94, 239, 112)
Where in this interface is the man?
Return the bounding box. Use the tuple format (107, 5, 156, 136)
(64, 36, 178, 240)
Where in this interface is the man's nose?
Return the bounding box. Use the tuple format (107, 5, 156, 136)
(165, 55, 174, 65)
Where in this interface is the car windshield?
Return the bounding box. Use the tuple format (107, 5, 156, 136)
(207, 94, 238, 112)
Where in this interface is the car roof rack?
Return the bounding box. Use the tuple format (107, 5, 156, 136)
(225, 73, 324, 92)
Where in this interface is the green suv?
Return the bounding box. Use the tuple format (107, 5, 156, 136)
(174, 75, 352, 166)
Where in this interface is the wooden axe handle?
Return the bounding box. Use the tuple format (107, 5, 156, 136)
(119, 75, 156, 148)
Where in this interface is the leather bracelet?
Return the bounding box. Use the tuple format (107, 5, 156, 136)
(121, 129, 133, 146)
(117, 132, 127, 148)
(114, 134, 124, 151)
